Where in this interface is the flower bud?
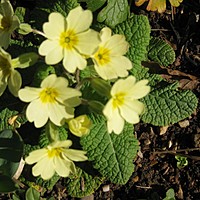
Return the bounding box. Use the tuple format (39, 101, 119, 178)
(68, 115, 91, 137)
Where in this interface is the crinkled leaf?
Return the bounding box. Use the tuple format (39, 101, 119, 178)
(32, 63, 56, 87)
(130, 64, 163, 86)
(142, 82, 198, 126)
(97, 0, 129, 28)
(14, 7, 26, 23)
(25, 187, 40, 200)
(0, 108, 18, 131)
(147, 37, 175, 67)
(30, 0, 79, 29)
(81, 0, 107, 11)
(66, 167, 103, 198)
(52, 0, 79, 16)
(80, 115, 139, 184)
(114, 14, 151, 67)
(39, 125, 68, 148)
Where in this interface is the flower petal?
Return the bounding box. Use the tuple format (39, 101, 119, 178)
(40, 74, 57, 88)
(7, 70, 21, 97)
(106, 35, 129, 56)
(119, 99, 143, 124)
(63, 149, 88, 161)
(0, 31, 11, 49)
(10, 15, 20, 32)
(48, 102, 71, 126)
(111, 76, 136, 96)
(0, 0, 14, 18)
(99, 27, 112, 43)
(18, 87, 41, 102)
(54, 157, 71, 177)
(63, 48, 87, 73)
(25, 149, 48, 164)
(67, 6, 92, 33)
(128, 79, 150, 99)
(26, 99, 49, 128)
(32, 157, 55, 179)
(43, 12, 65, 39)
(75, 29, 100, 55)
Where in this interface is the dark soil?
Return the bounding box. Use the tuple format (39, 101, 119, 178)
(93, 1, 200, 199)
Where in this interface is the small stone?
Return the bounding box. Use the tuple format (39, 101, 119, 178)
(102, 185, 110, 192)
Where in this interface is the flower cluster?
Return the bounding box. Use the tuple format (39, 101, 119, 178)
(135, 0, 183, 13)
(0, 1, 151, 180)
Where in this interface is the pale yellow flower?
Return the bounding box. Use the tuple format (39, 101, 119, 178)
(68, 115, 91, 137)
(91, 27, 132, 80)
(135, 0, 183, 13)
(103, 76, 150, 134)
(18, 74, 81, 128)
(25, 140, 88, 180)
(0, 0, 20, 49)
(0, 47, 38, 96)
(38, 6, 100, 73)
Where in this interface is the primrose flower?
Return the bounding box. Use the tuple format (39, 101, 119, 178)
(0, 0, 20, 49)
(135, 0, 183, 13)
(103, 76, 150, 134)
(0, 47, 38, 96)
(25, 140, 88, 180)
(68, 115, 91, 137)
(18, 74, 81, 128)
(91, 27, 132, 80)
(39, 6, 100, 73)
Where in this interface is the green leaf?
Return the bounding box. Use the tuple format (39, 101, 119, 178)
(163, 188, 176, 200)
(97, 0, 129, 28)
(52, 0, 79, 16)
(142, 82, 198, 126)
(35, 174, 60, 190)
(80, 115, 139, 184)
(25, 187, 40, 200)
(130, 64, 163, 86)
(15, 7, 26, 23)
(32, 63, 56, 87)
(66, 167, 103, 198)
(30, 0, 79, 29)
(114, 14, 151, 67)
(147, 37, 176, 67)
(0, 130, 24, 177)
(0, 108, 18, 131)
(82, 0, 107, 12)
(0, 175, 18, 193)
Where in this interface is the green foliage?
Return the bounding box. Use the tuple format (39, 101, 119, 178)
(0, 130, 23, 193)
(163, 188, 176, 200)
(81, 0, 106, 11)
(130, 64, 163, 86)
(141, 82, 198, 126)
(175, 155, 188, 169)
(25, 187, 40, 200)
(14, 7, 26, 23)
(0, 108, 18, 131)
(32, 63, 56, 87)
(97, 0, 129, 28)
(81, 115, 139, 184)
(66, 167, 103, 198)
(114, 14, 151, 68)
(147, 37, 176, 66)
(0, 175, 18, 193)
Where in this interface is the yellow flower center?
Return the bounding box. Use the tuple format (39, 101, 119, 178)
(0, 17, 11, 30)
(48, 148, 62, 158)
(112, 92, 125, 109)
(39, 88, 58, 103)
(94, 46, 110, 66)
(59, 30, 78, 50)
